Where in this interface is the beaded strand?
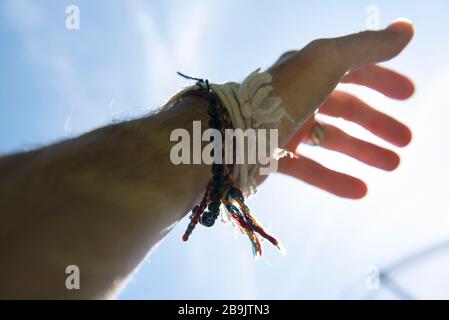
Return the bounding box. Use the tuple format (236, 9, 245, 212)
(179, 74, 233, 240)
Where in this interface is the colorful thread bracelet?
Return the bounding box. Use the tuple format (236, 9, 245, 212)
(177, 72, 283, 257)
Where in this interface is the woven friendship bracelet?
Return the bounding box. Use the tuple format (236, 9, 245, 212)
(173, 70, 292, 257)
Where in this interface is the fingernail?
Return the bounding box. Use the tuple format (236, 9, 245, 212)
(387, 18, 414, 35)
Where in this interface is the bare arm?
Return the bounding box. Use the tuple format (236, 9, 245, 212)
(0, 97, 212, 299)
(0, 21, 414, 299)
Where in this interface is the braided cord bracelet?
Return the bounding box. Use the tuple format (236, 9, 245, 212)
(175, 71, 289, 257)
(170, 69, 294, 258)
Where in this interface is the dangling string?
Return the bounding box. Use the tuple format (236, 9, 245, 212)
(222, 186, 282, 258)
(177, 71, 210, 92)
(182, 180, 213, 241)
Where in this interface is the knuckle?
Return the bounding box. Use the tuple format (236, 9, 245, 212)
(275, 50, 298, 65)
(303, 38, 346, 77)
(305, 38, 339, 57)
(278, 50, 297, 62)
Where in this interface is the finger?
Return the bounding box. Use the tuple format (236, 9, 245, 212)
(335, 20, 414, 71)
(269, 20, 414, 125)
(319, 91, 412, 147)
(278, 155, 368, 199)
(342, 64, 415, 100)
(285, 119, 315, 152)
(312, 122, 400, 171)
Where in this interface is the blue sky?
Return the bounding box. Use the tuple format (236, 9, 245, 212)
(2, 0, 449, 299)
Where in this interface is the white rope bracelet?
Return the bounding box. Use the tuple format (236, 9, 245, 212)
(167, 69, 294, 197)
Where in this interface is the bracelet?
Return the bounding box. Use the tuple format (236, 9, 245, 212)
(175, 71, 290, 257)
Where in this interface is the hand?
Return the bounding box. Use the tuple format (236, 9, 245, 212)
(268, 20, 414, 198)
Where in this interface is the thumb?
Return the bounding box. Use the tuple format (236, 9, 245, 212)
(335, 19, 414, 71)
(269, 20, 414, 128)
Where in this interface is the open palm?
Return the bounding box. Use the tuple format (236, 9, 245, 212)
(268, 21, 415, 199)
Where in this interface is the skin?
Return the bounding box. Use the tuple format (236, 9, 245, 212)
(0, 21, 414, 299)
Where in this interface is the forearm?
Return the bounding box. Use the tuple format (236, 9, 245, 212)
(0, 62, 368, 299)
(0, 21, 414, 299)
(0, 95, 210, 299)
